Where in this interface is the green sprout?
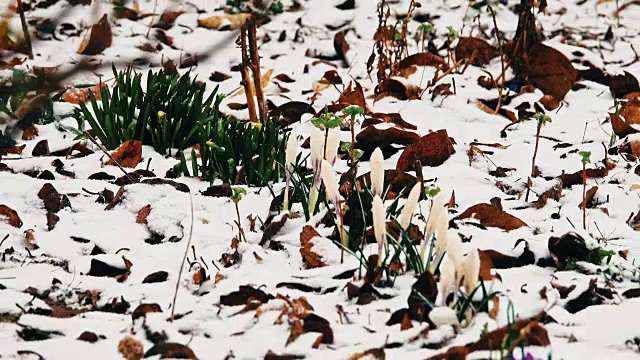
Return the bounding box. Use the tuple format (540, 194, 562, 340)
(231, 187, 247, 242)
(342, 105, 365, 163)
(446, 26, 459, 41)
(534, 112, 552, 125)
(270, 0, 284, 14)
(311, 108, 342, 130)
(417, 23, 434, 34)
(578, 151, 592, 164)
(424, 184, 441, 198)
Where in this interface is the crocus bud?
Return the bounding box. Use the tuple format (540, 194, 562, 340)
(399, 183, 421, 229)
(285, 133, 297, 173)
(463, 249, 481, 295)
(321, 160, 339, 204)
(372, 195, 386, 265)
(446, 229, 463, 273)
(439, 255, 456, 305)
(370, 147, 384, 197)
(325, 128, 340, 164)
(310, 128, 324, 163)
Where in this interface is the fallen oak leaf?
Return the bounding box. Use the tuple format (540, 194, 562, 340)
(455, 37, 497, 66)
(456, 203, 527, 231)
(396, 129, 455, 170)
(136, 205, 151, 225)
(610, 112, 639, 138)
(144, 342, 198, 359)
(38, 183, 71, 213)
(77, 14, 112, 55)
(0, 204, 23, 228)
(300, 225, 326, 268)
(197, 13, 251, 30)
(131, 303, 162, 321)
(220, 285, 273, 306)
(107, 140, 142, 168)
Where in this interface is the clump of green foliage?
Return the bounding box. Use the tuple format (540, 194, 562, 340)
(174, 118, 288, 187)
(226, 0, 286, 16)
(73, 67, 220, 155)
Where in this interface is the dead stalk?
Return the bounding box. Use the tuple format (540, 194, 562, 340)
(488, 5, 505, 114)
(240, 22, 259, 124)
(582, 163, 587, 230)
(16, 0, 33, 59)
(171, 191, 195, 322)
(247, 18, 268, 124)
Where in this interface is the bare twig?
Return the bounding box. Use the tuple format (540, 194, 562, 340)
(16, 0, 33, 59)
(247, 18, 268, 124)
(240, 23, 259, 124)
(171, 191, 195, 322)
(488, 5, 505, 114)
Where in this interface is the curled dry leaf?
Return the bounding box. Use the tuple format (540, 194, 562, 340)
(46, 211, 59, 230)
(609, 71, 639, 99)
(21, 124, 39, 140)
(154, 10, 184, 30)
(397, 52, 448, 72)
(454, 37, 497, 66)
(620, 97, 640, 125)
(548, 232, 589, 268)
(375, 78, 421, 101)
(396, 129, 455, 171)
(209, 71, 231, 82)
(0, 204, 23, 228)
(142, 271, 168, 284)
(362, 112, 417, 130)
(38, 183, 71, 213)
(259, 213, 289, 246)
(198, 13, 251, 30)
(539, 94, 560, 110)
(300, 225, 326, 268)
(62, 84, 107, 104)
(356, 126, 420, 160)
(136, 205, 151, 225)
(87, 258, 128, 277)
(144, 342, 198, 360)
(220, 285, 273, 306)
(107, 140, 142, 168)
(77, 14, 112, 55)
(327, 80, 369, 114)
(333, 30, 350, 66)
(457, 203, 527, 231)
(520, 42, 577, 100)
(131, 303, 162, 321)
(557, 167, 608, 188)
(270, 101, 315, 126)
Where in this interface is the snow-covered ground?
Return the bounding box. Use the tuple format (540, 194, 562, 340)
(1, 0, 640, 359)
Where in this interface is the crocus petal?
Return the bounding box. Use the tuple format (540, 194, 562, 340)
(372, 195, 386, 251)
(285, 133, 297, 172)
(446, 229, 463, 272)
(310, 127, 324, 163)
(463, 249, 481, 295)
(439, 256, 456, 305)
(370, 147, 384, 197)
(321, 160, 340, 204)
(400, 183, 421, 229)
(325, 128, 341, 164)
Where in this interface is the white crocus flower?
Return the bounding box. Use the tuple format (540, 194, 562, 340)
(463, 249, 481, 296)
(421, 191, 447, 263)
(399, 183, 421, 229)
(283, 133, 297, 211)
(370, 147, 384, 197)
(372, 195, 386, 266)
(439, 255, 456, 306)
(321, 160, 348, 262)
(325, 127, 341, 164)
(308, 128, 325, 213)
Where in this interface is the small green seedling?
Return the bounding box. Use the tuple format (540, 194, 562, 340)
(579, 151, 592, 164)
(231, 187, 247, 241)
(424, 184, 441, 198)
(342, 105, 365, 163)
(311, 108, 342, 130)
(579, 150, 591, 230)
(446, 26, 459, 41)
(534, 112, 552, 125)
(418, 23, 434, 34)
(526, 113, 553, 201)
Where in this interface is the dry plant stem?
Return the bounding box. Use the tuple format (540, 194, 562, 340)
(582, 163, 587, 230)
(247, 18, 268, 124)
(350, 122, 356, 164)
(524, 124, 541, 202)
(235, 202, 246, 242)
(240, 24, 259, 124)
(84, 133, 135, 183)
(170, 191, 194, 322)
(488, 5, 505, 114)
(16, 0, 33, 59)
(145, 0, 158, 38)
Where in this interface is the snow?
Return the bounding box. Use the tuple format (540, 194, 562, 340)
(1, 0, 640, 359)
